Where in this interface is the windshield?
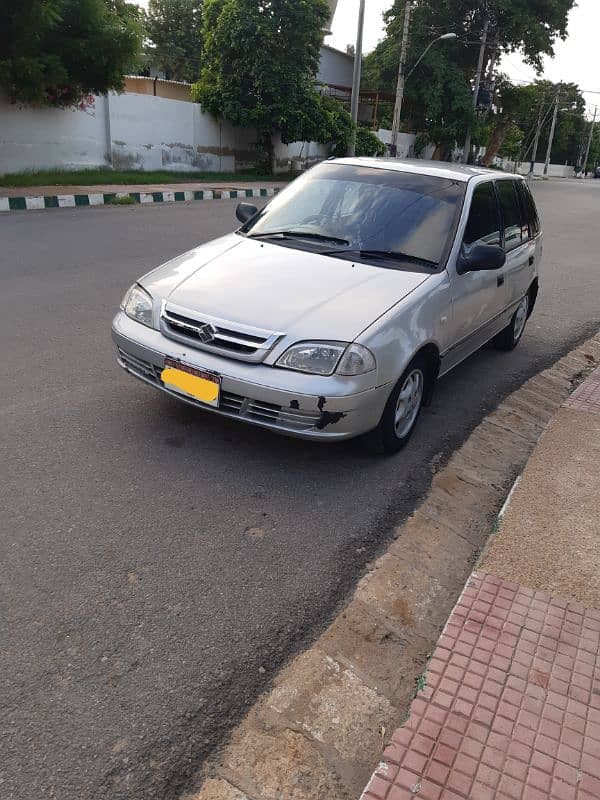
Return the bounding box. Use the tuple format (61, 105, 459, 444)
(242, 163, 465, 267)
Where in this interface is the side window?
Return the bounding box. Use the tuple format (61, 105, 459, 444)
(496, 180, 523, 251)
(462, 182, 501, 252)
(514, 181, 532, 241)
(522, 182, 540, 236)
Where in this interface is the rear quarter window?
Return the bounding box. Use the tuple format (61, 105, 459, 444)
(496, 180, 524, 251)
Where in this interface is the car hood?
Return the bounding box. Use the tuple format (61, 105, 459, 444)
(142, 234, 430, 341)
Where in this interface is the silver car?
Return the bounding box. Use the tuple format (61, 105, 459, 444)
(112, 158, 541, 453)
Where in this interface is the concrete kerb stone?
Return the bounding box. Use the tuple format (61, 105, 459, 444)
(0, 186, 279, 212)
(188, 331, 600, 800)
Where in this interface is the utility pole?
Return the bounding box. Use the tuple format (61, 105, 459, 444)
(543, 90, 560, 177)
(529, 96, 545, 176)
(390, 0, 413, 157)
(347, 0, 366, 157)
(462, 15, 489, 164)
(582, 107, 598, 177)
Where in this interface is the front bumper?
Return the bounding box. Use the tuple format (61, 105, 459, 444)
(111, 312, 392, 441)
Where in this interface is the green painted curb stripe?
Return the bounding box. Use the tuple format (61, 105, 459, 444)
(0, 187, 281, 211)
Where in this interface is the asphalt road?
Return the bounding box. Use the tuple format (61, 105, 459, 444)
(2, 180, 600, 800)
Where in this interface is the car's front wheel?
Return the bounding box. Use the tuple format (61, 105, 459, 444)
(366, 355, 429, 454)
(494, 294, 529, 351)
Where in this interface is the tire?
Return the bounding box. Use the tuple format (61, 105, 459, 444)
(365, 354, 430, 455)
(494, 294, 529, 351)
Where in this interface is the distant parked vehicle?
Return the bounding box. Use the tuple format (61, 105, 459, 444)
(113, 158, 542, 452)
(594, 167, 600, 178)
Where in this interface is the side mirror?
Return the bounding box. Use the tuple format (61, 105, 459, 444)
(236, 202, 258, 224)
(458, 243, 506, 273)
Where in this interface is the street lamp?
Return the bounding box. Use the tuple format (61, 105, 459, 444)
(390, 30, 457, 157)
(406, 33, 458, 80)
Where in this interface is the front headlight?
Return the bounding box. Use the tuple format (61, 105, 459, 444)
(121, 284, 154, 328)
(276, 341, 376, 376)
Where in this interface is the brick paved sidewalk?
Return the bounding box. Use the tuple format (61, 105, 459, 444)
(361, 571, 600, 800)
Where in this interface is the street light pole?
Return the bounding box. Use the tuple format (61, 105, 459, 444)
(390, 0, 413, 157)
(462, 16, 489, 164)
(544, 91, 560, 177)
(582, 107, 598, 177)
(347, 0, 366, 157)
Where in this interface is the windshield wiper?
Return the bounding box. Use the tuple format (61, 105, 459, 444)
(324, 248, 438, 268)
(247, 230, 350, 246)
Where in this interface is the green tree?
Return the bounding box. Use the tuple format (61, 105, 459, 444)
(585, 122, 600, 173)
(144, 0, 203, 82)
(480, 79, 537, 166)
(363, 0, 574, 158)
(192, 0, 332, 169)
(492, 81, 587, 167)
(0, 0, 143, 107)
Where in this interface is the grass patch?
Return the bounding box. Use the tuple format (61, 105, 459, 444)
(0, 168, 297, 188)
(106, 195, 137, 205)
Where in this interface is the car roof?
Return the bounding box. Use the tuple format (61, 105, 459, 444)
(330, 157, 521, 184)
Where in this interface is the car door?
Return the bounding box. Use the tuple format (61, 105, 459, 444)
(443, 180, 505, 373)
(495, 178, 535, 314)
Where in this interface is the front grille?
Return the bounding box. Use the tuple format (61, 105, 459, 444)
(160, 303, 283, 363)
(117, 350, 320, 432)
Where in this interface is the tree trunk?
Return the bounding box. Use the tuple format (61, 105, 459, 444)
(432, 142, 449, 161)
(260, 132, 275, 174)
(481, 119, 511, 166)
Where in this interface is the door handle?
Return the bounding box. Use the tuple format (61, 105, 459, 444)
(497, 275, 505, 287)
(529, 255, 535, 266)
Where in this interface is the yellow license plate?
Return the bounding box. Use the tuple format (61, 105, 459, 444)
(161, 358, 221, 407)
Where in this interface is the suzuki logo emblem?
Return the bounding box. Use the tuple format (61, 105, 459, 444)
(196, 322, 215, 344)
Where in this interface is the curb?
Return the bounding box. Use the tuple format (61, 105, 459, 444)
(0, 186, 279, 212)
(185, 332, 600, 800)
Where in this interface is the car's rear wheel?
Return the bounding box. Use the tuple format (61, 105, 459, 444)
(494, 294, 529, 351)
(366, 354, 429, 454)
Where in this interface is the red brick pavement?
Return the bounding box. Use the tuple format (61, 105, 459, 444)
(360, 572, 600, 800)
(564, 367, 600, 415)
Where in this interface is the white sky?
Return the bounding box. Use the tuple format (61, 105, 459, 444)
(136, 0, 600, 115)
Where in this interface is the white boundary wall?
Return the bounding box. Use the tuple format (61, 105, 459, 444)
(0, 91, 265, 173)
(1, 91, 447, 175)
(0, 94, 110, 172)
(499, 158, 575, 178)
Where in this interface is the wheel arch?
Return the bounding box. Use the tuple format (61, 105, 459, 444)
(412, 342, 441, 407)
